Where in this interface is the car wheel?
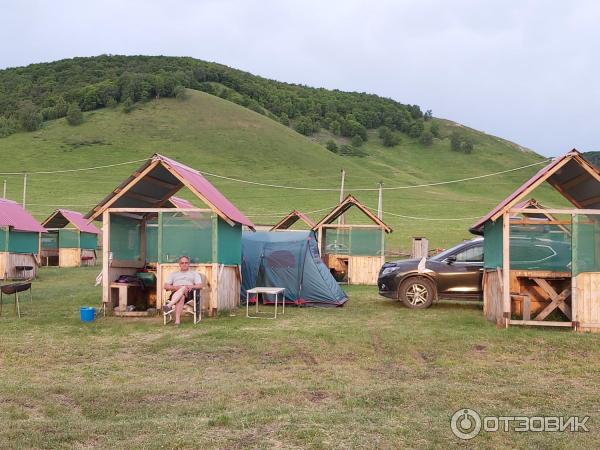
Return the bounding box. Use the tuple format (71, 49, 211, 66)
(399, 277, 435, 309)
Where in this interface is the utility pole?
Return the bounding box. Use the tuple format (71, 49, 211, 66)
(338, 169, 346, 225)
(22, 174, 27, 208)
(377, 181, 383, 219)
(2, 179, 6, 199)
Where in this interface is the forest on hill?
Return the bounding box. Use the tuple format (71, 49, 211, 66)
(0, 55, 431, 147)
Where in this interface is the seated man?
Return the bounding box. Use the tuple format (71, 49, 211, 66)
(162, 256, 203, 325)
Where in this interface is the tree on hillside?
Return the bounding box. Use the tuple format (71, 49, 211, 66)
(325, 139, 338, 153)
(122, 98, 135, 113)
(174, 85, 189, 101)
(17, 101, 42, 131)
(407, 119, 424, 138)
(450, 131, 462, 151)
(66, 103, 84, 126)
(430, 121, 440, 138)
(420, 130, 433, 146)
(351, 134, 364, 147)
(379, 126, 401, 147)
(461, 137, 474, 154)
(0, 116, 17, 138)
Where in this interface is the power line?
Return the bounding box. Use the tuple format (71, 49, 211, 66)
(0, 158, 148, 175)
(196, 159, 550, 191)
(363, 204, 483, 221)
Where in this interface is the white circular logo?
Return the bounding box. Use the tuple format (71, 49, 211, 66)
(451, 409, 482, 440)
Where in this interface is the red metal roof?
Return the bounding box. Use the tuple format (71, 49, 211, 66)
(0, 199, 46, 233)
(58, 209, 100, 234)
(157, 154, 254, 228)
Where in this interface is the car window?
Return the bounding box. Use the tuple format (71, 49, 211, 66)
(454, 245, 483, 262)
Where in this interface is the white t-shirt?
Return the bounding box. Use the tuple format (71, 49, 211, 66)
(166, 270, 202, 287)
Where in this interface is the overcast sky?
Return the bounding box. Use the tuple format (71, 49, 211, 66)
(2, 0, 599, 156)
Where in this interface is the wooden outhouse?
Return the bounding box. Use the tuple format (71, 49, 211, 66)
(86, 153, 255, 317)
(471, 149, 600, 332)
(41, 209, 100, 267)
(0, 199, 46, 279)
(313, 194, 392, 285)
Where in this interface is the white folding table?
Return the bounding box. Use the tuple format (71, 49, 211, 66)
(246, 287, 285, 319)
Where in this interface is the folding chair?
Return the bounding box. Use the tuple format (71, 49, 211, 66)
(163, 289, 201, 325)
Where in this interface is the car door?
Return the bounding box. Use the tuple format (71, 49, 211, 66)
(436, 243, 484, 297)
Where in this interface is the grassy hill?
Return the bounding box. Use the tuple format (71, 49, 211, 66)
(0, 88, 565, 251)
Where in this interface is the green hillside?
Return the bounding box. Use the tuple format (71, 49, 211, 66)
(0, 87, 568, 252)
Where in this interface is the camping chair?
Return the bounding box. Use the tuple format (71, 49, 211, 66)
(163, 289, 202, 325)
(0, 282, 32, 318)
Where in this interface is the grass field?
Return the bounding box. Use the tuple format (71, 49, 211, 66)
(0, 266, 598, 449)
(0, 89, 569, 252)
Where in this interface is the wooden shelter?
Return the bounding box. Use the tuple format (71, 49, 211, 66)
(470, 149, 600, 332)
(270, 210, 316, 231)
(0, 199, 46, 279)
(86, 153, 255, 317)
(313, 194, 392, 285)
(41, 209, 100, 267)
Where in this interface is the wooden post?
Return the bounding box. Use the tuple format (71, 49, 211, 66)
(377, 181, 383, 219)
(102, 211, 110, 306)
(2, 179, 6, 198)
(502, 212, 510, 328)
(338, 169, 345, 226)
(317, 227, 323, 257)
(210, 263, 218, 317)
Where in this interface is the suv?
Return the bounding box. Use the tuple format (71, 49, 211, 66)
(378, 238, 484, 309)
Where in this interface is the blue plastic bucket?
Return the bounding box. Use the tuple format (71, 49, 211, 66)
(80, 307, 96, 322)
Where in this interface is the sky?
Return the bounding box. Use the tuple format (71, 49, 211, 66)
(1, 0, 599, 156)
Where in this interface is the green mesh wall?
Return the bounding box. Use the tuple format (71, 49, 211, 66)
(59, 229, 79, 248)
(510, 222, 571, 271)
(350, 229, 383, 256)
(110, 215, 141, 261)
(572, 215, 600, 276)
(80, 232, 97, 250)
(483, 218, 503, 269)
(145, 219, 158, 263)
(323, 228, 382, 256)
(324, 229, 350, 255)
(41, 232, 58, 249)
(0, 228, 7, 252)
(160, 211, 212, 263)
(8, 231, 39, 254)
(217, 219, 242, 265)
(484, 216, 572, 271)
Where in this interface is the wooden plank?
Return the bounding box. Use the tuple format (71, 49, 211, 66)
(102, 211, 110, 305)
(561, 172, 591, 191)
(107, 207, 212, 213)
(502, 212, 510, 326)
(321, 224, 382, 229)
(59, 248, 81, 267)
(522, 294, 531, 320)
(508, 320, 574, 327)
(510, 207, 600, 215)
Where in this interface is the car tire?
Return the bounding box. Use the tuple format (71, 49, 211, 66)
(399, 277, 435, 309)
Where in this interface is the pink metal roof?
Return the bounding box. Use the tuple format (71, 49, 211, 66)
(167, 196, 194, 209)
(0, 199, 46, 233)
(157, 154, 254, 228)
(58, 209, 100, 234)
